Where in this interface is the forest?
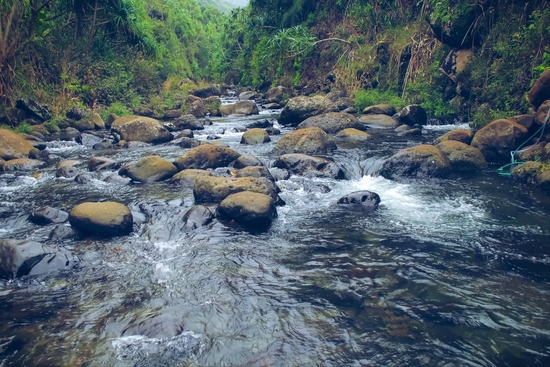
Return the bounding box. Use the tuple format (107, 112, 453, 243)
(1, 0, 549, 128)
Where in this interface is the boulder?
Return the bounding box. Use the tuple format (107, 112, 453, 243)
(175, 129, 194, 139)
(0, 128, 35, 159)
(218, 192, 277, 230)
(182, 205, 214, 230)
(509, 114, 537, 134)
(119, 156, 178, 183)
(174, 114, 204, 130)
(69, 202, 133, 236)
(397, 127, 422, 137)
(337, 191, 381, 211)
(66, 106, 89, 120)
(193, 176, 278, 204)
(219, 101, 259, 116)
(511, 161, 543, 184)
(233, 154, 265, 169)
(358, 114, 401, 128)
(335, 128, 372, 141)
(246, 119, 273, 129)
(436, 140, 487, 172)
(15, 98, 52, 121)
(0, 239, 79, 279)
(190, 85, 225, 98)
(187, 99, 208, 118)
(362, 104, 396, 116)
(399, 105, 427, 126)
(179, 137, 202, 149)
(174, 145, 240, 170)
(434, 128, 474, 145)
(471, 119, 529, 162)
(0, 158, 45, 171)
(169, 169, 213, 186)
(379, 144, 451, 179)
(278, 96, 338, 127)
(48, 224, 78, 241)
(272, 154, 345, 179)
(70, 118, 95, 131)
(204, 96, 222, 116)
(111, 116, 173, 144)
(272, 127, 336, 155)
(28, 206, 69, 225)
(265, 86, 286, 103)
(241, 128, 270, 145)
(516, 143, 545, 162)
(528, 68, 550, 109)
(535, 100, 550, 126)
(296, 112, 363, 134)
(88, 157, 120, 171)
(91, 113, 105, 130)
(163, 109, 183, 119)
(239, 91, 258, 100)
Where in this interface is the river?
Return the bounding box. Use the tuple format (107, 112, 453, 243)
(0, 102, 549, 366)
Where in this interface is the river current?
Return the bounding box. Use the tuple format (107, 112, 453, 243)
(0, 103, 549, 366)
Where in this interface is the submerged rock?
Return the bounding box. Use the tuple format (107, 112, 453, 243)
(272, 127, 336, 155)
(273, 154, 345, 179)
(69, 202, 133, 236)
(182, 205, 214, 231)
(28, 206, 69, 225)
(0, 239, 79, 279)
(218, 191, 277, 230)
(337, 191, 381, 211)
(379, 144, 451, 179)
(119, 156, 178, 183)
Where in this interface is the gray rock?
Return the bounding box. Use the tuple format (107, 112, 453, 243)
(28, 206, 69, 225)
(273, 154, 345, 179)
(337, 191, 380, 211)
(182, 205, 214, 230)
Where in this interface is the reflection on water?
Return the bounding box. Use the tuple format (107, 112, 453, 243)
(0, 114, 549, 366)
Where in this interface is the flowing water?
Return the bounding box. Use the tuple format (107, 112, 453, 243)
(0, 106, 549, 367)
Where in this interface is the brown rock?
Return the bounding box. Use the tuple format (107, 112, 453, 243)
(69, 202, 133, 236)
(241, 128, 270, 145)
(169, 169, 213, 186)
(528, 68, 550, 109)
(218, 192, 277, 230)
(174, 145, 240, 170)
(436, 140, 487, 172)
(111, 116, 173, 144)
(0, 158, 45, 171)
(335, 128, 372, 141)
(434, 129, 474, 145)
(358, 114, 401, 128)
(0, 129, 35, 159)
(297, 112, 363, 134)
(471, 119, 529, 163)
(278, 96, 338, 127)
(193, 176, 278, 204)
(272, 127, 336, 155)
(379, 144, 451, 179)
(119, 156, 178, 183)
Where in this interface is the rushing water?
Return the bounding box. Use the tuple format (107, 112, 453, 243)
(0, 106, 549, 367)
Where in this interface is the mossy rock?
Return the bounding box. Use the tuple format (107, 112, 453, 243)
(0, 128, 35, 160)
(218, 191, 277, 230)
(511, 161, 543, 184)
(233, 154, 265, 169)
(335, 128, 372, 141)
(379, 144, 451, 179)
(111, 116, 173, 144)
(528, 68, 550, 109)
(241, 128, 271, 145)
(219, 101, 259, 115)
(434, 129, 474, 145)
(471, 119, 529, 163)
(362, 104, 396, 116)
(174, 145, 240, 170)
(119, 156, 178, 183)
(193, 176, 278, 204)
(535, 100, 550, 126)
(358, 114, 401, 128)
(436, 140, 487, 172)
(278, 95, 338, 127)
(69, 202, 133, 236)
(272, 127, 336, 155)
(0, 158, 46, 171)
(296, 112, 363, 134)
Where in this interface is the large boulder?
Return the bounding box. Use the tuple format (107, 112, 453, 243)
(265, 86, 286, 103)
(511, 161, 543, 184)
(193, 176, 278, 204)
(470, 119, 529, 163)
(535, 100, 550, 126)
(174, 114, 204, 130)
(0, 239, 79, 279)
(278, 96, 338, 127)
(272, 127, 336, 155)
(186, 97, 208, 118)
(528, 68, 550, 109)
(362, 104, 396, 116)
(241, 128, 270, 145)
(233, 154, 265, 169)
(0, 158, 45, 171)
(272, 154, 345, 179)
(379, 144, 451, 179)
(436, 140, 487, 172)
(239, 91, 259, 100)
(15, 98, 52, 121)
(169, 169, 213, 186)
(219, 101, 259, 116)
(69, 202, 133, 236)
(399, 104, 427, 126)
(358, 114, 401, 128)
(174, 145, 240, 170)
(434, 128, 474, 145)
(190, 85, 225, 98)
(0, 129, 35, 159)
(111, 116, 173, 144)
(218, 192, 277, 230)
(119, 156, 178, 183)
(296, 112, 363, 134)
(337, 191, 381, 211)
